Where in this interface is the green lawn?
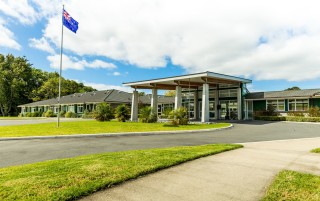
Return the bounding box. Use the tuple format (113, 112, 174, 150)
(0, 121, 231, 137)
(0, 144, 242, 201)
(311, 148, 320, 153)
(262, 170, 320, 201)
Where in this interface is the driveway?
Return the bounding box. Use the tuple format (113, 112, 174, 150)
(0, 118, 90, 126)
(1, 121, 320, 168)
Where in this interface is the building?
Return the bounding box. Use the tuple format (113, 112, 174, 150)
(124, 71, 252, 122)
(18, 89, 174, 116)
(244, 89, 320, 119)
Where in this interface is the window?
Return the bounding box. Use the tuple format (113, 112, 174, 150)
(219, 89, 238, 97)
(266, 100, 285, 111)
(288, 99, 309, 111)
(77, 105, 84, 113)
(54, 107, 59, 114)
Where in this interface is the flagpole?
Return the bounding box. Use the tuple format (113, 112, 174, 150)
(57, 4, 64, 127)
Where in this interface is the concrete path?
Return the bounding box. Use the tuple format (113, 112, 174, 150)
(81, 137, 320, 201)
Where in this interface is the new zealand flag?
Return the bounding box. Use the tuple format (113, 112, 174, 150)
(63, 9, 79, 33)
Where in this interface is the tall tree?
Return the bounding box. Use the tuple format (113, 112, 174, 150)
(285, 86, 301, 91)
(0, 54, 33, 116)
(164, 90, 176, 97)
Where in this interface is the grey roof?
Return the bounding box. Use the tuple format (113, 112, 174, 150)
(245, 89, 320, 99)
(19, 89, 175, 107)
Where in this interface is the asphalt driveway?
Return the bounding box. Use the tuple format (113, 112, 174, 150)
(1, 121, 320, 168)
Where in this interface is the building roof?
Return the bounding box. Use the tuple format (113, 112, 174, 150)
(19, 89, 174, 107)
(245, 89, 320, 100)
(123, 71, 252, 90)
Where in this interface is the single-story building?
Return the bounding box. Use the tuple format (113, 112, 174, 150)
(18, 89, 175, 116)
(244, 89, 320, 119)
(123, 71, 252, 122)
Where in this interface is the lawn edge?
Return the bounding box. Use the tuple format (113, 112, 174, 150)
(0, 124, 233, 141)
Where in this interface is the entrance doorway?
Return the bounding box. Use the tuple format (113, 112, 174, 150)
(220, 100, 238, 120)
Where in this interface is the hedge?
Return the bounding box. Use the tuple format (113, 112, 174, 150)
(255, 116, 320, 122)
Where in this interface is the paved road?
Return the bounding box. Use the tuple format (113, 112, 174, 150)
(1, 121, 320, 168)
(81, 137, 320, 201)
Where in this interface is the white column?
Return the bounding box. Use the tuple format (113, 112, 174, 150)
(130, 90, 138, 121)
(194, 90, 198, 120)
(175, 86, 182, 110)
(151, 88, 158, 114)
(215, 88, 219, 120)
(201, 83, 209, 122)
(237, 87, 242, 120)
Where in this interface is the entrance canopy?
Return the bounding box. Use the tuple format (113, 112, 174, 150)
(123, 71, 252, 89)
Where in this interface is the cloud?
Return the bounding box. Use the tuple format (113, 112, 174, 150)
(81, 81, 132, 92)
(113, 72, 121, 76)
(0, 0, 38, 25)
(47, 54, 117, 70)
(0, 19, 21, 50)
(29, 37, 55, 54)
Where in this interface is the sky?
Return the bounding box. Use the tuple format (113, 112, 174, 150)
(1, 0, 320, 94)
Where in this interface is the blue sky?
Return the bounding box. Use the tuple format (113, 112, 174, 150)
(1, 0, 320, 93)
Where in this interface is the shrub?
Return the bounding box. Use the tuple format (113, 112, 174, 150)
(115, 104, 130, 122)
(65, 111, 77, 118)
(59, 110, 66, 117)
(138, 106, 157, 123)
(287, 111, 304, 117)
(45, 110, 55, 117)
(25, 112, 31, 117)
(168, 107, 189, 125)
(309, 106, 320, 117)
(82, 109, 93, 119)
(254, 116, 320, 122)
(92, 103, 113, 121)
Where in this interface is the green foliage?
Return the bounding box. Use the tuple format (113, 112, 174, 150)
(311, 148, 320, 153)
(31, 111, 42, 117)
(115, 104, 130, 122)
(254, 105, 278, 117)
(93, 103, 113, 121)
(0, 144, 242, 201)
(138, 106, 157, 123)
(59, 110, 66, 117)
(309, 106, 320, 117)
(255, 116, 320, 122)
(284, 86, 301, 91)
(82, 109, 93, 119)
(287, 111, 304, 117)
(44, 110, 55, 117)
(65, 111, 77, 118)
(164, 90, 176, 97)
(169, 107, 189, 125)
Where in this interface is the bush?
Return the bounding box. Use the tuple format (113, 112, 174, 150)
(45, 110, 55, 117)
(65, 111, 77, 118)
(309, 106, 320, 117)
(59, 110, 66, 117)
(82, 109, 93, 119)
(25, 112, 31, 117)
(115, 104, 130, 122)
(138, 106, 157, 123)
(254, 116, 320, 122)
(168, 107, 189, 125)
(92, 103, 113, 121)
(287, 112, 304, 117)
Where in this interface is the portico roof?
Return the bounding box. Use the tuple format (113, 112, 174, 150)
(123, 71, 252, 90)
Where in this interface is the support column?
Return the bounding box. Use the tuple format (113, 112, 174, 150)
(130, 90, 138, 121)
(201, 83, 210, 122)
(237, 86, 242, 120)
(215, 87, 219, 120)
(175, 86, 182, 110)
(151, 88, 158, 115)
(194, 90, 199, 120)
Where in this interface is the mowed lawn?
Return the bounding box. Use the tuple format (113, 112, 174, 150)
(0, 121, 231, 137)
(0, 144, 242, 201)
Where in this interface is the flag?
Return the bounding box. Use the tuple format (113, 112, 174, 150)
(63, 9, 79, 33)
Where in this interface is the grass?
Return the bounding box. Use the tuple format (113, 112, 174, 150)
(311, 148, 320, 153)
(0, 144, 242, 201)
(262, 170, 320, 201)
(0, 121, 231, 137)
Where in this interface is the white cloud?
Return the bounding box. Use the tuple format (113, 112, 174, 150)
(113, 72, 121, 76)
(29, 37, 55, 54)
(81, 81, 132, 92)
(0, 19, 21, 50)
(47, 54, 116, 70)
(0, 0, 38, 24)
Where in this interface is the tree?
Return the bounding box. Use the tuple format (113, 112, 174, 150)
(138, 92, 146, 96)
(164, 90, 176, 97)
(0, 54, 33, 116)
(285, 86, 301, 91)
(115, 104, 130, 122)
